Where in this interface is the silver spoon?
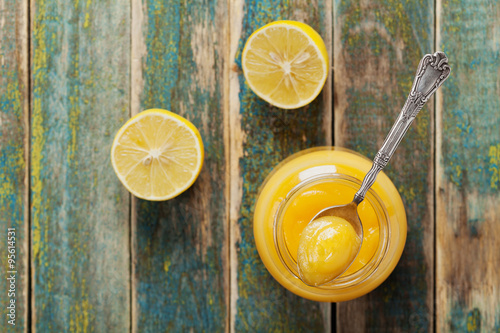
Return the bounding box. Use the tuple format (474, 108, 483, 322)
(303, 52, 451, 283)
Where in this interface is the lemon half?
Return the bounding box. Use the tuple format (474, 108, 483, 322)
(242, 20, 329, 109)
(111, 109, 204, 201)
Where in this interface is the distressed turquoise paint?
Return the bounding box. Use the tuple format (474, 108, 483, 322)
(0, 1, 28, 331)
(438, 0, 500, 330)
(234, 0, 329, 331)
(447, 303, 482, 332)
(440, 0, 500, 195)
(495, 317, 500, 333)
(134, 0, 227, 331)
(31, 0, 130, 331)
(335, 0, 434, 331)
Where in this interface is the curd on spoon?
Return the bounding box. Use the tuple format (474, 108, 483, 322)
(297, 216, 361, 286)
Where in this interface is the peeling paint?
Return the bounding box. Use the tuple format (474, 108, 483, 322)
(31, 0, 130, 331)
(233, 0, 328, 331)
(133, 0, 228, 331)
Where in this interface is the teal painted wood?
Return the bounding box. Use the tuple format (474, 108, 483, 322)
(231, 0, 332, 331)
(131, 0, 229, 331)
(334, 0, 435, 331)
(0, 0, 28, 331)
(31, 0, 131, 331)
(436, 0, 500, 331)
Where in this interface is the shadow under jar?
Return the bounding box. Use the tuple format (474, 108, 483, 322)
(253, 147, 407, 302)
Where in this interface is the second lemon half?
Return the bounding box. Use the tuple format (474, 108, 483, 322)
(242, 20, 329, 109)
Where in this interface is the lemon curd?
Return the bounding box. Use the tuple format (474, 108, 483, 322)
(284, 182, 380, 278)
(253, 147, 407, 302)
(297, 216, 361, 286)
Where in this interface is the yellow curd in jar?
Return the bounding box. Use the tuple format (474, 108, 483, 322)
(253, 147, 407, 302)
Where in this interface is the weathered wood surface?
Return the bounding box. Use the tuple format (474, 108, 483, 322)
(31, 0, 131, 331)
(1, 0, 498, 331)
(436, 0, 500, 331)
(0, 0, 28, 331)
(229, 0, 332, 331)
(131, 0, 229, 331)
(334, 0, 435, 331)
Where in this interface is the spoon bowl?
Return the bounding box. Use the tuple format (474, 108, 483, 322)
(311, 201, 363, 238)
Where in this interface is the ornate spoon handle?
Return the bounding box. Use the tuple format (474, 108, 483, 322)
(353, 51, 451, 204)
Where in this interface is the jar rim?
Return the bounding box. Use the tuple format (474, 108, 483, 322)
(273, 172, 391, 290)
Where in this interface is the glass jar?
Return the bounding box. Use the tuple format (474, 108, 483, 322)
(253, 147, 407, 302)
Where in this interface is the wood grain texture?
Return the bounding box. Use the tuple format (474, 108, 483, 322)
(436, 0, 500, 331)
(0, 0, 28, 331)
(229, 0, 332, 331)
(334, 0, 435, 331)
(31, 0, 131, 331)
(131, 0, 229, 331)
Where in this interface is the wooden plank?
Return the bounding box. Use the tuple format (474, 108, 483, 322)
(436, 0, 500, 331)
(130, 0, 229, 331)
(229, 0, 332, 331)
(31, 0, 130, 331)
(0, 0, 29, 331)
(334, 0, 435, 331)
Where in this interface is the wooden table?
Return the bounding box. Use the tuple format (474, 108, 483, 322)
(1, 0, 499, 331)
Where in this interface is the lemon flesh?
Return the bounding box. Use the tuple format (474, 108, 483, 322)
(242, 20, 328, 109)
(297, 216, 361, 286)
(111, 109, 204, 201)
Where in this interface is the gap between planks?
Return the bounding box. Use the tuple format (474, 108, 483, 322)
(224, 0, 232, 333)
(27, 0, 32, 331)
(130, 0, 141, 331)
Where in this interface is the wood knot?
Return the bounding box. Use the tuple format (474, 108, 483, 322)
(231, 63, 240, 72)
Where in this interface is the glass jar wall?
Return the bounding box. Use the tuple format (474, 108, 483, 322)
(253, 147, 407, 302)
